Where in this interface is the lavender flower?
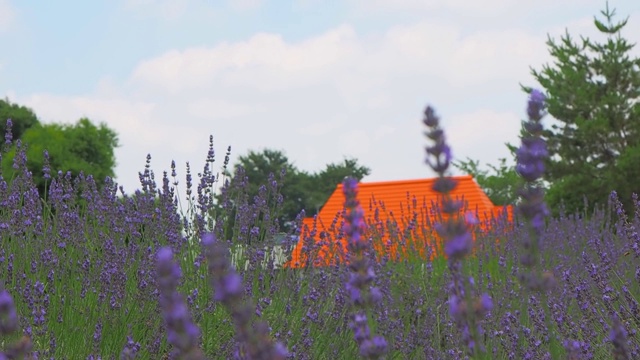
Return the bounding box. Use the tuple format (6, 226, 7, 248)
(0, 288, 32, 359)
(4, 118, 12, 146)
(610, 315, 630, 360)
(516, 89, 554, 291)
(342, 177, 387, 359)
(120, 335, 141, 360)
(1, 335, 33, 359)
(423, 105, 492, 356)
(156, 247, 205, 360)
(43, 150, 51, 181)
(201, 232, 287, 360)
(0, 289, 18, 335)
(423, 106, 470, 260)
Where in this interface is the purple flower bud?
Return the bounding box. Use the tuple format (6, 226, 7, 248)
(423, 106, 439, 127)
(201, 233, 287, 359)
(369, 287, 382, 304)
(342, 177, 387, 358)
(0, 290, 18, 334)
(609, 315, 629, 359)
(213, 272, 243, 303)
(423, 106, 454, 177)
(475, 293, 493, 316)
(155, 247, 204, 359)
(444, 231, 473, 260)
(516, 89, 553, 292)
(516, 138, 547, 182)
(527, 89, 546, 121)
(449, 295, 466, 321)
(4, 118, 12, 145)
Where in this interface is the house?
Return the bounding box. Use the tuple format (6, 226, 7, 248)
(283, 175, 512, 268)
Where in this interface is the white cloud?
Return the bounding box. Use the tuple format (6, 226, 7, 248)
(131, 25, 360, 93)
(448, 29, 547, 88)
(187, 98, 266, 120)
(447, 109, 521, 166)
(373, 125, 395, 141)
(338, 129, 371, 158)
(0, 0, 16, 33)
(129, 19, 550, 114)
(297, 118, 344, 136)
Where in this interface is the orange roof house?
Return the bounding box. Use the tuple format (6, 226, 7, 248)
(284, 175, 512, 268)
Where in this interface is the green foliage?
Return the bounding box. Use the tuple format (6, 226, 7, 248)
(527, 3, 640, 215)
(453, 157, 520, 206)
(0, 98, 40, 141)
(1, 118, 119, 196)
(301, 158, 371, 216)
(220, 149, 370, 231)
(238, 149, 306, 227)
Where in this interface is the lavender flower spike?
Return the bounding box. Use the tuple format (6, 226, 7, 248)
(4, 118, 12, 146)
(0, 289, 18, 335)
(0, 288, 32, 359)
(516, 89, 554, 291)
(156, 247, 205, 360)
(201, 233, 288, 360)
(423, 106, 472, 260)
(516, 89, 548, 183)
(423, 105, 492, 356)
(343, 177, 387, 359)
(610, 314, 630, 360)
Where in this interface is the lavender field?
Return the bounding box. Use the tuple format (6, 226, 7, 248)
(0, 92, 639, 359)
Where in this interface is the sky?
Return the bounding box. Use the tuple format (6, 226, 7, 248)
(1, 0, 639, 196)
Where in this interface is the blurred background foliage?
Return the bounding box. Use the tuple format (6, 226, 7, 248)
(0, 99, 119, 198)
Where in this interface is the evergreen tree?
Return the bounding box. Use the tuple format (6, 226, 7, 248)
(527, 3, 640, 215)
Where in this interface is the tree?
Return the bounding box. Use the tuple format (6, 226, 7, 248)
(285, 158, 372, 218)
(217, 149, 370, 238)
(226, 149, 304, 226)
(527, 3, 640, 215)
(453, 157, 520, 206)
(0, 98, 40, 142)
(307, 158, 370, 215)
(2, 118, 120, 197)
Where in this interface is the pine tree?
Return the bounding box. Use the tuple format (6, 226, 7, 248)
(528, 3, 640, 215)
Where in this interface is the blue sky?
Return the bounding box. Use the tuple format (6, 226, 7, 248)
(1, 0, 639, 196)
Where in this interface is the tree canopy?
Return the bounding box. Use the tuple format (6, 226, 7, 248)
(454, 157, 520, 206)
(2, 118, 120, 196)
(217, 149, 371, 236)
(0, 98, 40, 142)
(528, 3, 640, 215)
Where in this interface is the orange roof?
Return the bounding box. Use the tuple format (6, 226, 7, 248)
(285, 175, 512, 268)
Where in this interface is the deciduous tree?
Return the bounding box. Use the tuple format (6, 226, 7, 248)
(453, 157, 520, 206)
(2, 118, 119, 197)
(217, 149, 370, 240)
(0, 98, 40, 141)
